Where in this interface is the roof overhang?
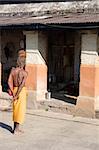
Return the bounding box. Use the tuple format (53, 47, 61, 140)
(0, 0, 86, 4)
(0, 13, 99, 29)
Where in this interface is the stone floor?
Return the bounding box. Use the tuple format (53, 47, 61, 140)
(0, 109, 99, 150)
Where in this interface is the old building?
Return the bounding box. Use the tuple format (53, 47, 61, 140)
(0, 0, 99, 118)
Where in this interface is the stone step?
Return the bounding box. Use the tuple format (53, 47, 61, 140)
(0, 92, 12, 111)
(0, 92, 98, 119)
(27, 97, 76, 116)
(38, 99, 76, 115)
(0, 94, 75, 115)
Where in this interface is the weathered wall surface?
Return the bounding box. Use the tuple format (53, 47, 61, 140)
(81, 32, 98, 65)
(1, 30, 24, 90)
(1, 30, 23, 67)
(0, 1, 98, 16)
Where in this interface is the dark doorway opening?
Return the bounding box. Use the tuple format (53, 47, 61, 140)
(47, 30, 80, 104)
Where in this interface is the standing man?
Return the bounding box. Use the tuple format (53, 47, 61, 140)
(8, 56, 28, 134)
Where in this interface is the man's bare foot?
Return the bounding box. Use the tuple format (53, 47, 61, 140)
(14, 129, 24, 135)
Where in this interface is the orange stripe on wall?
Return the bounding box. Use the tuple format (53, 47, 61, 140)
(95, 65, 99, 96)
(25, 64, 47, 90)
(80, 64, 95, 97)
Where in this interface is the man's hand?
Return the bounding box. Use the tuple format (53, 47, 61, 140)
(13, 95, 19, 101)
(8, 89, 13, 96)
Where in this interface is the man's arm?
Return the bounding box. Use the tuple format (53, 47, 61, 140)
(14, 71, 28, 100)
(8, 69, 14, 95)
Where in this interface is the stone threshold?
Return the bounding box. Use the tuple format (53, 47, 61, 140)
(36, 98, 76, 116)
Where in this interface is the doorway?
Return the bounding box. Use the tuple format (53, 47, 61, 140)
(48, 30, 80, 104)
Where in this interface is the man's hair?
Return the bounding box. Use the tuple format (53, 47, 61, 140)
(17, 56, 26, 68)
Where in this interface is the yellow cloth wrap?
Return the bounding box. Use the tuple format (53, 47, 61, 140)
(13, 87, 27, 124)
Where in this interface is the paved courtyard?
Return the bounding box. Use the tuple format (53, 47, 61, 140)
(0, 109, 99, 150)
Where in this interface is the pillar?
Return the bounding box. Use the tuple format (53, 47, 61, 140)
(95, 59, 99, 112)
(0, 31, 2, 93)
(95, 34, 99, 112)
(24, 31, 47, 101)
(75, 31, 98, 118)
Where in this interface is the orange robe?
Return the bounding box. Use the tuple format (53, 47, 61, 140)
(13, 87, 27, 124)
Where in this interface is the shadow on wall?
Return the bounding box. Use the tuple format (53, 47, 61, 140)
(51, 92, 77, 105)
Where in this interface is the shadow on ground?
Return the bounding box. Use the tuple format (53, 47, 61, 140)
(0, 122, 13, 133)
